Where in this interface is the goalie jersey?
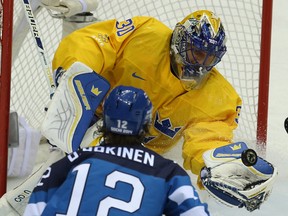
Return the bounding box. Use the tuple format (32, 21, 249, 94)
(52, 16, 242, 175)
(24, 144, 210, 216)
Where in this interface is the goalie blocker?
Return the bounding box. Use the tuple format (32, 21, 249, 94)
(41, 62, 110, 153)
(200, 142, 277, 212)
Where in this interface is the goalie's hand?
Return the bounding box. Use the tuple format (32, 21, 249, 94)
(200, 142, 277, 212)
(41, 0, 99, 18)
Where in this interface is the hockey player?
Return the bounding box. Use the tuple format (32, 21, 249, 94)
(23, 85, 210, 216)
(45, 9, 238, 178)
(1, 8, 277, 215)
(40, 9, 277, 210)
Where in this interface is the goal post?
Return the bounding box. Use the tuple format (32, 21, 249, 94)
(0, 0, 14, 196)
(257, 0, 273, 147)
(1, 0, 272, 195)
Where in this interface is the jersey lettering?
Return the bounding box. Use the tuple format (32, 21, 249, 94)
(67, 152, 79, 162)
(53, 164, 144, 216)
(116, 19, 135, 36)
(235, 105, 241, 124)
(97, 171, 144, 215)
(154, 111, 182, 138)
(56, 164, 90, 216)
(37, 167, 51, 187)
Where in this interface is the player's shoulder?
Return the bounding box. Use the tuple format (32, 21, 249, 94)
(208, 67, 240, 95)
(131, 16, 171, 33)
(131, 16, 164, 24)
(143, 146, 189, 176)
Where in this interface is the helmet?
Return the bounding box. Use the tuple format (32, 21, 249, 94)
(170, 10, 227, 90)
(103, 85, 152, 135)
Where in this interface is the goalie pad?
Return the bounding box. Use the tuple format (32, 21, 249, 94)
(200, 142, 277, 212)
(41, 62, 110, 153)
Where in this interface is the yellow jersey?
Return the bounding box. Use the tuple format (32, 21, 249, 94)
(53, 16, 242, 175)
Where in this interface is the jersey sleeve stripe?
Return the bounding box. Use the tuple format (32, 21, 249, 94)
(168, 185, 198, 205)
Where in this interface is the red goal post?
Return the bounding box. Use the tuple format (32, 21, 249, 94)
(257, 0, 273, 146)
(0, 0, 14, 196)
(0, 0, 273, 196)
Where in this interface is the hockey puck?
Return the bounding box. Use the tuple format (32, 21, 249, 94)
(285, 117, 288, 133)
(241, 149, 257, 166)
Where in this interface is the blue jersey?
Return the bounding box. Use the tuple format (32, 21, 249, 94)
(24, 144, 210, 216)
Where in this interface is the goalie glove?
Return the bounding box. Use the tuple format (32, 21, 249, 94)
(200, 142, 277, 212)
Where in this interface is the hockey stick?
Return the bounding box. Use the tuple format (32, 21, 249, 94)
(285, 117, 288, 133)
(20, 0, 55, 96)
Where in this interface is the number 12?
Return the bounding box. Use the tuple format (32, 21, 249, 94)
(56, 164, 144, 215)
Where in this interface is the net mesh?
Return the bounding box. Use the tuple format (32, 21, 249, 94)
(11, 0, 264, 143)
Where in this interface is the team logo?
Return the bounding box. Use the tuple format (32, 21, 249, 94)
(154, 111, 182, 138)
(132, 72, 146, 80)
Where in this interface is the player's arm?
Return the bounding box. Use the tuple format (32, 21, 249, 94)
(23, 162, 66, 215)
(180, 104, 277, 211)
(45, 18, 143, 152)
(182, 119, 238, 176)
(164, 172, 210, 215)
(52, 17, 141, 73)
(200, 142, 277, 212)
(46, 21, 116, 152)
(23, 151, 82, 215)
(182, 70, 242, 176)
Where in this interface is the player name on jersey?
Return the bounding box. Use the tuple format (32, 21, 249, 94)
(80, 146, 155, 166)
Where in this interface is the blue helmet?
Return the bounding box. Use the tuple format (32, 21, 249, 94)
(170, 10, 227, 90)
(103, 85, 152, 135)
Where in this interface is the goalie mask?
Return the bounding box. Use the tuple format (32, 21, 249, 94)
(103, 85, 152, 136)
(170, 10, 227, 90)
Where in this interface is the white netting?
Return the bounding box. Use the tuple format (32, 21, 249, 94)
(11, 0, 264, 143)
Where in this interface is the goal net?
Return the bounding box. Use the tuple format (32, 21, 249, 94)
(10, 0, 271, 145)
(0, 0, 272, 195)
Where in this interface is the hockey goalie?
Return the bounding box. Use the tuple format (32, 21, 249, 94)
(0, 0, 278, 215)
(1, 61, 277, 215)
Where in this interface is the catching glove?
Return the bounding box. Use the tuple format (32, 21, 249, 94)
(200, 142, 277, 212)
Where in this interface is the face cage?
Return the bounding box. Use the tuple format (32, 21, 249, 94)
(176, 24, 226, 80)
